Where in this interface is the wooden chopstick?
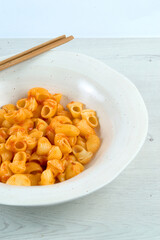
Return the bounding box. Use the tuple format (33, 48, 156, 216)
(0, 35, 66, 66)
(0, 35, 74, 71)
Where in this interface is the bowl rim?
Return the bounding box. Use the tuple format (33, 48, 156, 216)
(0, 51, 148, 206)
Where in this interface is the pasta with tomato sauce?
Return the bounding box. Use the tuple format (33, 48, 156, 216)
(0, 87, 100, 186)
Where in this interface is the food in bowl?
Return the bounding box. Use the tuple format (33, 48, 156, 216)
(0, 87, 100, 186)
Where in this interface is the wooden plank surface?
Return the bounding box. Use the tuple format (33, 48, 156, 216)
(0, 38, 160, 240)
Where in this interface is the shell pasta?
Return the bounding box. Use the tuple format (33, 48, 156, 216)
(0, 87, 101, 186)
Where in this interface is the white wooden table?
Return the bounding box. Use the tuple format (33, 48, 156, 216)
(0, 39, 159, 240)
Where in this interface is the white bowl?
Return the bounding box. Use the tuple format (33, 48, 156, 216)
(0, 51, 148, 206)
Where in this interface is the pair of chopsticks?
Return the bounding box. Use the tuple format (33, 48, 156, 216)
(0, 35, 74, 71)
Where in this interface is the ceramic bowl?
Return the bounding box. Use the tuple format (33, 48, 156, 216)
(0, 51, 148, 206)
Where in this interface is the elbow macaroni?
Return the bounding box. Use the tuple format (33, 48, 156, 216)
(67, 101, 83, 118)
(81, 109, 99, 128)
(72, 145, 93, 165)
(0, 87, 100, 186)
(36, 137, 52, 155)
(2, 104, 16, 113)
(39, 169, 55, 185)
(54, 133, 72, 154)
(9, 152, 27, 174)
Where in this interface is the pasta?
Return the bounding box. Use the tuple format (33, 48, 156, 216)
(28, 87, 50, 102)
(40, 169, 55, 185)
(41, 99, 57, 118)
(68, 136, 77, 147)
(20, 119, 34, 131)
(45, 126, 55, 144)
(17, 97, 38, 112)
(67, 101, 83, 118)
(6, 174, 31, 186)
(32, 104, 43, 118)
(54, 133, 72, 154)
(74, 119, 95, 137)
(81, 109, 99, 128)
(55, 124, 80, 137)
(29, 129, 43, 139)
(25, 162, 43, 174)
(9, 152, 27, 174)
(72, 145, 93, 165)
(48, 146, 62, 160)
(0, 87, 100, 186)
(57, 110, 72, 119)
(8, 124, 27, 136)
(0, 143, 13, 162)
(36, 137, 52, 155)
(57, 103, 64, 112)
(86, 135, 100, 153)
(25, 135, 37, 150)
(76, 136, 86, 149)
(57, 172, 65, 182)
(47, 159, 64, 177)
(5, 135, 27, 152)
(0, 127, 8, 143)
(0, 160, 13, 183)
(29, 152, 47, 166)
(52, 93, 62, 103)
(1, 119, 12, 128)
(25, 173, 41, 186)
(2, 104, 16, 113)
(34, 118, 48, 135)
(65, 161, 84, 180)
